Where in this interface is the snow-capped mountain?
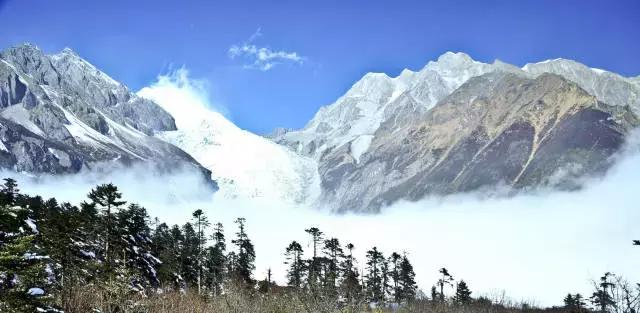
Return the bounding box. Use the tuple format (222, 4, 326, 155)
(0, 44, 213, 185)
(273, 52, 640, 212)
(522, 58, 640, 114)
(272, 52, 523, 161)
(2, 43, 638, 212)
(138, 71, 320, 204)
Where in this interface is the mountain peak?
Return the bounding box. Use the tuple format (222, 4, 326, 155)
(59, 47, 80, 57)
(437, 51, 474, 63)
(423, 51, 483, 73)
(2, 42, 44, 57)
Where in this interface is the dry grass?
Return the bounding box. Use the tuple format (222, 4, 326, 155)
(59, 283, 573, 313)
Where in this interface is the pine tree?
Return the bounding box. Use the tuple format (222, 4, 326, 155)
(284, 241, 305, 289)
(381, 256, 390, 302)
(305, 227, 324, 289)
(365, 246, 386, 304)
(339, 243, 361, 306)
(205, 222, 226, 295)
(181, 223, 199, 289)
(115, 204, 161, 289)
(0, 178, 18, 204)
(398, 254, 417, 302)
(574, 294, 587, 313)
(87, 183, 126, 270)
(437, 268, 454, 303)
(565, 293, 587, 313)
(453, 280, 472, 305)
(151, 222, 182, 289)
(431, 286, 439, 303)
(191, 209, 209, 294)
(389, 252, 401, 303)
(0, 180, 57, 312)
(39, 200, 94, 301)
(231, 218, 255, 286)
(591, 272, 616, 313)
(322, 237, 343, 295)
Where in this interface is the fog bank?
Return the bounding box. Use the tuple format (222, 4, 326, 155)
(5, 139, 639, 306)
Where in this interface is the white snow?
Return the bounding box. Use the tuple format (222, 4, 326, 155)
(27, 288, 44, 296)
(138, 69, 321, 204)
(0, 105, 45, 136)
(279, 51, 496, 161)
(23, 253, 49, 260)
(350, 135, 374, 163)
(55, 103, 145, 160)
(0, 140, 8, 152)
(24, 218, 38, 234)
(53, 48, 121, 87)
(80, 250, 96, 258)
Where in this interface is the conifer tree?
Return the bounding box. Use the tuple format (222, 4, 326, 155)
(115, 204, 161, 289)
(151, 222, 182, 288)
(322, 237, 343, 294)
(181, 223, 199, 288)
(305, 227, 324, 289)
(87, 183, 126, 270)
(365, 246, 386, 304)
(205, 222, 226, 295)
(431, 286, 439, 303)
(168, 224, 186, 289)
(389, 252, 401, 302)
(191, 209, 209, 294)
(453, 280, 472, 305)
(437, 268, 454, 303)
(340, 243, 361, 307)
(591, 272, 616, 313)
(0, 178, 18, 204)
(0, 181, 57, 312)
(40, 200, 94, 298)
(284, 241, 305, 289)
(398, 254, 417, 302)
(231, 218, 255, 286)
(565, 293, 587, 313)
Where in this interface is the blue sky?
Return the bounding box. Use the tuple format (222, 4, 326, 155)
(1, 0, 639, 134)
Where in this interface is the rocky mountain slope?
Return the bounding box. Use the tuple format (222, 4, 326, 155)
(0, 44, 213, 184)
(274, 53, 640, 212)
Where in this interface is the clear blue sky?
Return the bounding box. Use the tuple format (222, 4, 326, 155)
(1, 0, 639, 134)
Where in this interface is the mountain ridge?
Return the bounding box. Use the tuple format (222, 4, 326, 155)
(0, 43, 216, 189)
(2, 44, 638, 212)
(273, 52, 640, 211)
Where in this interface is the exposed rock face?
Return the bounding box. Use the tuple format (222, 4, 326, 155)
(273, 52, 521, 160)
(522, 59, 640, 115)
(0, 43, 214, 186)
(276, 60, 639, 212)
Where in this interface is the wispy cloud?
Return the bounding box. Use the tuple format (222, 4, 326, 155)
(228, 28, 305, 71)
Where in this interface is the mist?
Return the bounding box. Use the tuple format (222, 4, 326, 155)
(4, 133, 638, 307)
(4, 70, 639, 307)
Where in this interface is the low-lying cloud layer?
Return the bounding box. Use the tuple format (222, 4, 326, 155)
(8, 143, 639, 306)
(5, 72, 639, 307)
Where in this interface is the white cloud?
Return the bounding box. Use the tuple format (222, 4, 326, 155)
(138, 68, 229, 122)
(228, 28, 305, 71)
(9, 131, 640, 307)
